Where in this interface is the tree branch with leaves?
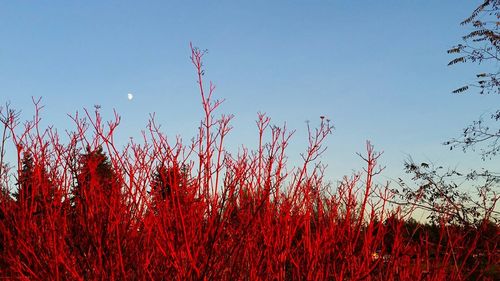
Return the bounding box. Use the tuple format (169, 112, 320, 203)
(446, 0, 500, 158)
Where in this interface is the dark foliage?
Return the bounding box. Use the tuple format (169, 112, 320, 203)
(446, 0, 500, 159)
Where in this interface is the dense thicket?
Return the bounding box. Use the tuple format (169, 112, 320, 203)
(0, 46, 497, 281)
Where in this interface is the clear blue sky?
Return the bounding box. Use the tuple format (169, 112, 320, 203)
(1, 1, 497, 185)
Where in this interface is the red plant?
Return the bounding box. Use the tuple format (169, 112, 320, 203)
(0, 45, 498, 280)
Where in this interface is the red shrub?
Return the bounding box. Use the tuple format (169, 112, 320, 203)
(0, 46, 498, 280)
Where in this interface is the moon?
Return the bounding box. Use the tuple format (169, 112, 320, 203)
(127, 93, 134, 100)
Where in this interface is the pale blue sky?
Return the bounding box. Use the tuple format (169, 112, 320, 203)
(1, 1, 497, 184)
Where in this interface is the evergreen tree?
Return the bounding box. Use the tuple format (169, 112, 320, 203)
(149, 163, 189, 214)
(69, 145, 125, 279)
(14, 152, 53, 216)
